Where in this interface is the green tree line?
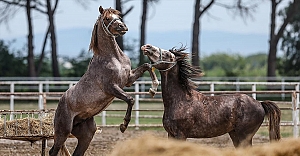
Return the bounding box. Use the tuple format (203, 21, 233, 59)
(1, 39, 294, 77)
(0, 40, 91, 77)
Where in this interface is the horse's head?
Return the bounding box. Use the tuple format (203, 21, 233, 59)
(141, 44, 186, 71)
(142, 44, 203, 95)
(99, 6, 128, 37)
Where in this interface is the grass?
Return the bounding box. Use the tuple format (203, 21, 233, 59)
(0, 100, 299, 138)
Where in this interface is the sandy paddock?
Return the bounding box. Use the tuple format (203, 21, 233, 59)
(0, 127, 273, 156)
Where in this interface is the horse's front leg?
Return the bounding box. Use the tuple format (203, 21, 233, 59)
(108, 84, 134, 133)
(148, 67, 159, 97)
(127, 63, 159, 97)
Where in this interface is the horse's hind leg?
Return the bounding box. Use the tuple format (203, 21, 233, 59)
(229, 128, 258, 148)
(49, 110, 73, 156)
(71, 117, 97, 156)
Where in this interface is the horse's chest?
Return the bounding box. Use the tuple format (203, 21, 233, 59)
(106, 59, 131, 77)
(163, 104, 194, 125)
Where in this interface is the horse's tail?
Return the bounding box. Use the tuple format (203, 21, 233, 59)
(261, 100, 281, 141)
(60, 143, 71, 156)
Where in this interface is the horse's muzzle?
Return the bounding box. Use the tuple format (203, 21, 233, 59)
(118, 24, 128, 35)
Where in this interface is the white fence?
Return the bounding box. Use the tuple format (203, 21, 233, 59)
(0, 80, 299, 136)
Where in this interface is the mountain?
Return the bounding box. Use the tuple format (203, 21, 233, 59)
(6, 28, 268, 58)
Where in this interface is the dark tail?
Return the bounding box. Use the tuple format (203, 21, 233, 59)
(261, 100, 281, 141)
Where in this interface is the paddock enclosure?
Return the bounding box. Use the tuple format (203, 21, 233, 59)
(0, 77, 299, 155)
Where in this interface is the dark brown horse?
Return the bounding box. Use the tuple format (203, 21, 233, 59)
(49, 7, 158, 156)
(141, 44, 281, 147)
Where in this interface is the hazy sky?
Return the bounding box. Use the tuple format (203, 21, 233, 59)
(0, 0, 290, 57)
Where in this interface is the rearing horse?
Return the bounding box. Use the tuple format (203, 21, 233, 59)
(49, 7, 158, 156)
(142, 44, 281, 148)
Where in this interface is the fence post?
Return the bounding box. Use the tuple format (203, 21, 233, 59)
(252, 84, 256, 100)
(38, 82, 44, 110)
(102, 111, 106, 126)
(292, 91, 299, 138)
(296, 83, 299, 108)
(141, 78, 145, 98)
(236, 78, 240, 91)
(43, 93, 47, 109)
(45, 79, 49, 92)
(10, 82, 14, 120)
(135, 83, 140, 129)
(281, 78, 285, 100)
(69, 83, 73, 88)
(210, 83, 214, 96)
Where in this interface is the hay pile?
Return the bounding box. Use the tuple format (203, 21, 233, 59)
(0, 113, 54, 137)
(109, 134, 300, 156)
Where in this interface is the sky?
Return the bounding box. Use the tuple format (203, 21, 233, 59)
(0, 0, 290, 58)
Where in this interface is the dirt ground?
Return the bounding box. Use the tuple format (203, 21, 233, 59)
(0, 127, 269, 156)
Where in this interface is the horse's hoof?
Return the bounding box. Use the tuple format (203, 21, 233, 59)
(120, 124, 127, 133)
(149, 88, 156, 98)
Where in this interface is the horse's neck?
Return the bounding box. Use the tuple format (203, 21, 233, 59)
(98, 36, 119, 54)
(160, 67, 188, 107)
(97, 24, 122, 57)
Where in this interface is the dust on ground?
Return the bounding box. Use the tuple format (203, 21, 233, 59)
(0, 127, 269, 156)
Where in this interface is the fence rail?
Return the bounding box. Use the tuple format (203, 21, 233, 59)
(0, 80, 299, 137)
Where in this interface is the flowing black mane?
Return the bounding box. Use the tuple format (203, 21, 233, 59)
(169, 47, 203, 95)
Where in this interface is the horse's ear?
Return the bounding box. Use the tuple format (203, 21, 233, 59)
(99, 6, 104, 14)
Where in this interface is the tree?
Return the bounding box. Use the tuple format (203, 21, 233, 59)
(191, 0, 258, 67)
(201, 52, 267, 77)
(26, 0, 36, 76)
(267, 0, 300, 77)
(0, 0, 36, 76)
(0, 40, 27, 76)
(0, 0, 60, 77)
(191, 0, 214, 67)
(62, 50, 92, 77)
(279, 1, 300, 76)
(139, 0, 159, 66)
(115, 0, 133, 51)
(201, 53, 246, 76)
(46, 0, 60, 77)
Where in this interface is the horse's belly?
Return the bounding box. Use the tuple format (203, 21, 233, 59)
(163, 115, 234, 139)
(79, 97, 114, 116)
(66, 90, 115, 118)
(187, 123, 232, 138)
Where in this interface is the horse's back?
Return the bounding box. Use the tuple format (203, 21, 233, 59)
(211, 93, 265, 122)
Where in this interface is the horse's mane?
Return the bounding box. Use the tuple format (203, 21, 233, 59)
(89, 8, 121, 55)
(169, 47, 203, 95)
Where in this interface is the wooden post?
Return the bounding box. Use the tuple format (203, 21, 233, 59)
(43, 93, 47, 109)
(252, 84, 256, 100)
(41, 138, 46, 156)
(281, 78, 285, 100)
(135, 83, 140, 129)
(210, 83, 214, 96)
(236, 78, 240, 91)
(10, 83, 14, 120)
(102, 111, 106, 126)
(38, 83, 43, 110)
(292, 91, 299, 138)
